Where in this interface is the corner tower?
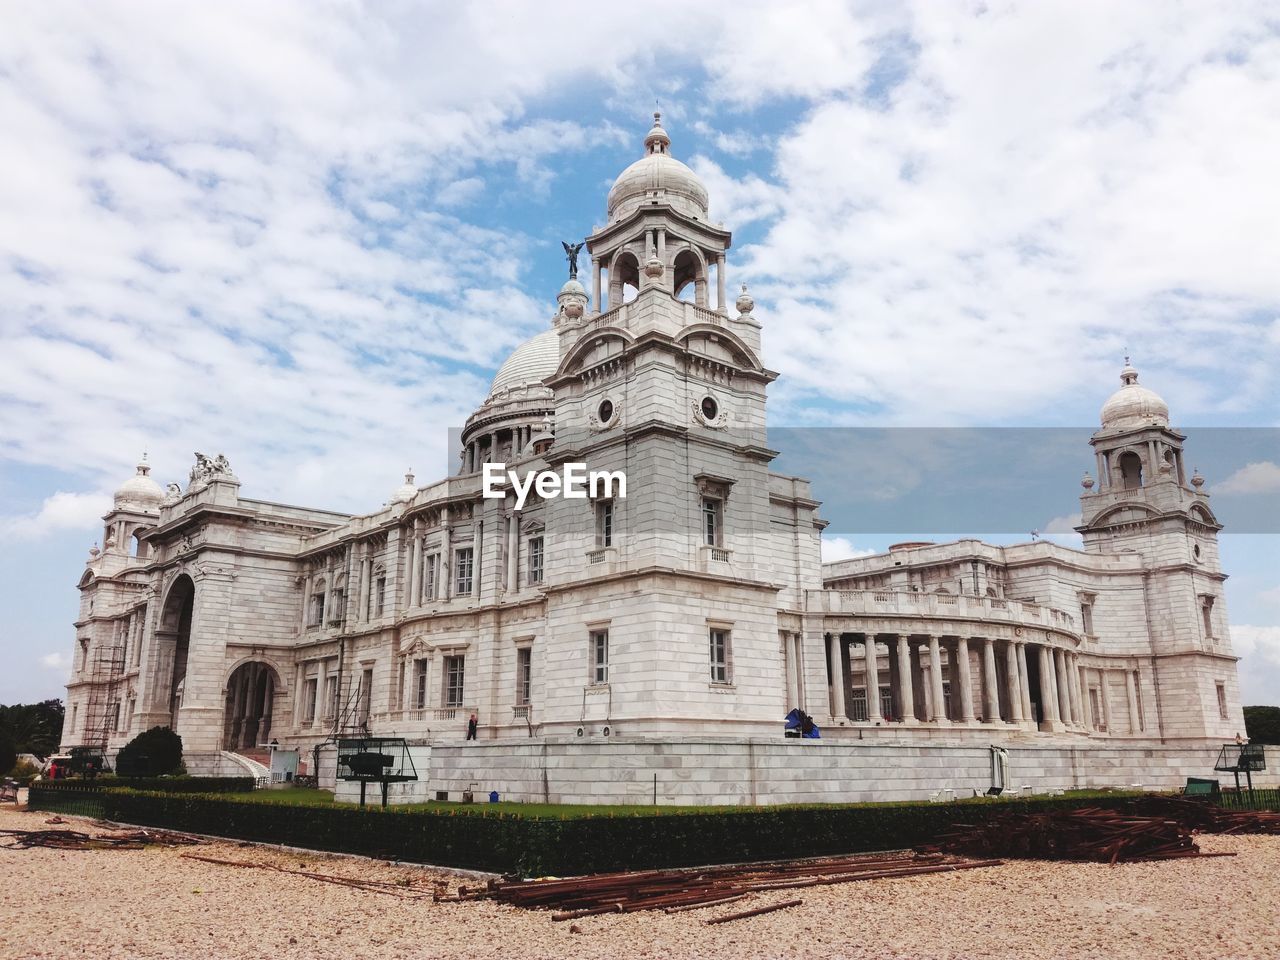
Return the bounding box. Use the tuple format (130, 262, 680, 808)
(533, 114, 820, 739)
(1078, 360, 1241, 739)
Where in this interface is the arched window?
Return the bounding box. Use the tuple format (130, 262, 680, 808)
(1118, 451, 1144, 490)
(130, 527, 152, 560)
(673, 249, 704, 305)
(609, 251, 641, 306)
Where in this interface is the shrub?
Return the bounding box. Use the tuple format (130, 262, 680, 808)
(115, 726, 183, 777)
(7, 758, 42, 786)
(38, 776, 254, 794)
(27, 785, 1152, 876)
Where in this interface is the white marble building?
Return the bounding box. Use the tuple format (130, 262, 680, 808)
(61, 116, 1254, 801)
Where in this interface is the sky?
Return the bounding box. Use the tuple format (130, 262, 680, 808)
(1, 1, 1278, 706)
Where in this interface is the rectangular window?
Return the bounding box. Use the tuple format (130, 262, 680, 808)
(527, 537, 544, 585)
(330, 588, 345, 623)
(359, 668, 373, 724)
(455, 547, 474, 596)
(1080, 601, 1094, 636)
(1133, 670, 1145, 731)
(374, 575, 387, 616)
(303, 678, 318, 723)
(414, 660, 429, 710)
(109, 701, 121, 732)
(1089, 688, 1103, 731)
(516, 647, 532, 706)
(596, 500, 613, 548)
(444, 655, 465, 707)
(702, 498, 723, 547)
(590, 629, 609, 684)
(423, 554, 438, 601)
(309, 591, 325, 626)
(323, 675, 337, 720)
(1216, 682, 1228, 721)
(709, 628, 730, 683)
(1202, 597, 1215, 639)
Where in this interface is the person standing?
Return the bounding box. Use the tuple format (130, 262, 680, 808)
(466, 713, 478, 740)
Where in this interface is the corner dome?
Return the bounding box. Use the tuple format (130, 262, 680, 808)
(606, 113, 709, 222)
(1100, 359, 1169, 430)
(389, 471, 417, 505)
(114, 457, 163, 509)
(489, 329, 559, 396)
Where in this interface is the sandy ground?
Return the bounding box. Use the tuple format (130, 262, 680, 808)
(1, 806, 1277, 960)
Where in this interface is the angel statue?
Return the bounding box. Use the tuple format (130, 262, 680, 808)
(561, 240, 584, 281)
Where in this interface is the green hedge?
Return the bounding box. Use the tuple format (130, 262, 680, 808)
(35, 776, 255, 794)
(28, 786, 1147, 875)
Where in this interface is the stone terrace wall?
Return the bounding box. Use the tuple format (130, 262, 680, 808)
(417, 738, 1279, 806)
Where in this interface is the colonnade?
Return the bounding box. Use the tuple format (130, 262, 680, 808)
(222, 662, 274, 750)
(462, 424, 540, 474)
(822, 632, 1090, 731)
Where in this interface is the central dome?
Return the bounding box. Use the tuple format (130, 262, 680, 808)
(606, 113, 709, 222)
(489, 328, 559, 396)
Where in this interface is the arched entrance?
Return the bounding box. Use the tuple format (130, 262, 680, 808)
(223, 661, 278, 750)
(156, 574, 195, 729)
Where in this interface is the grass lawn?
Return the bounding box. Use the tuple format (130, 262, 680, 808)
(220, 786, 1140, 818)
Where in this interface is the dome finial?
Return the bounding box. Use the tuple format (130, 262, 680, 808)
(1120, 355, 1139, 386)
(644, 110, 670, 155)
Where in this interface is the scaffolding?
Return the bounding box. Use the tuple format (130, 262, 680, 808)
(81, 641, 125, 753)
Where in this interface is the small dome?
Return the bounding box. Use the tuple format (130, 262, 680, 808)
(114, 457, 164, 509)
(1100, 359, 1169, 430)
(390, 471, 417, 505)
(559, 277, 587, 298)
(489, 329, 559, 395)
(606, 113, 709, 221)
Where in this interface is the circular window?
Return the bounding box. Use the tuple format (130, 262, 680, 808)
(1193, 543, 1202, 562)
(700, 396, 719, 421)
(597, 399, 614, 424)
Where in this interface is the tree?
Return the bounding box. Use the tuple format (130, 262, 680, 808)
(114, 726, 183, 777)
(1244, 705, 1280, 745)
(0, 728, 15, 777)
(0, 700, 64, 759)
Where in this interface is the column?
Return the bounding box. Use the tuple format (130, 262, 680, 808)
(1017, 643, 1033, 721)
(827, 633, 846, 720)
(1038, 646, 1060, 724)
(981, 638, 1001, 722)
(1066, 653, 1083, 727)
(1005, 641, 1024, 723)
(863, 636, 881, 722)
(1100, 669, 1114, 733)
(505, 510, 519, 592)
(1076, 657, 1090, 728)
(440, 520, 452, 600)
(716, 253, 727, 313)
(357, 550, 370, 623)
(1055, 648, 1072, 724)
(791, 633, 805, 709)
(784, 634, 799, 711)
(1125, 668, 1139, 734)
(896, 635, 917, 725)
(408, 519, 422, 608)
(657, 228, 666, 265)
(592, 258, 602, 312)
(928, 636, 948, 724)
(955, 637, 975, 722)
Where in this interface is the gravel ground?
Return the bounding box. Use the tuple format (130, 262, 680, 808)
(1, 806, 1277, 960)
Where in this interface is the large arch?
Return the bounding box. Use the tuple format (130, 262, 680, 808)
(155, 574, 195, 729)
(222, 660, 283, 751)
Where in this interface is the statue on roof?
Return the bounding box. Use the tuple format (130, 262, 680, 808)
(561, 240, 584, 280)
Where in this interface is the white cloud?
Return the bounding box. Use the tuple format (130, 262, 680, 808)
(40, 652, 72, 672)
(1218, 462, 1280, 495)
(1042, 514, 1083, 535)
(0, 492, 111, 542)
(821, 536, 878, 563)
